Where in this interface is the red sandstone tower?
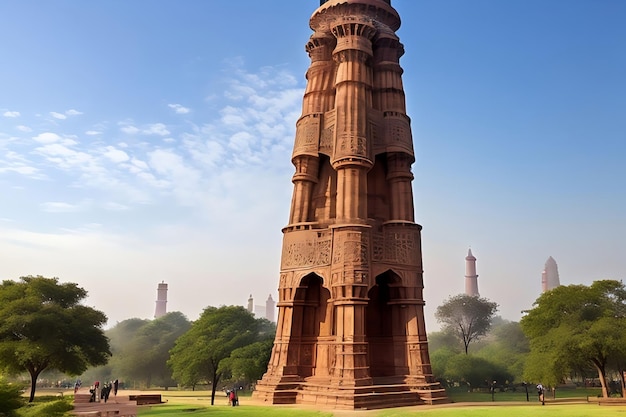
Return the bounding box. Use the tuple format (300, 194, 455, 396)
(253, 0, 446, 409)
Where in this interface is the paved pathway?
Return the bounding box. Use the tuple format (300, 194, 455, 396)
(72, 388, 139, 417)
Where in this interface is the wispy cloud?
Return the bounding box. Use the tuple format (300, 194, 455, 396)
(66, 109, 83, 116)
(40, 201, 85, 213)
(168, 103, 190, 114)
(119, 123, 169, 136)
(50, 112, 67, 120)
(16, 125, 32, 132)
(3, 111, 20, 118)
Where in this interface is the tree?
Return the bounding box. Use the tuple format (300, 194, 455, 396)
(520, 280, 626, 398)
(0, 276, 110, 402)
(435, 294, 499, 354)
(222, 338, 274, 387)
(167, 306, 259, 405)
(442, 353, 513, 391)
(117, 312, 191, 388)
(474, 320, 529, 383)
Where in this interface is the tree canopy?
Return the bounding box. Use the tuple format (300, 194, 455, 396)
(167, 306, 262, 404)
(435, 294, 499, 354)
(0, 276, 110, 401)
(520, 280, 626, 397)
(117, 312, 191, 388)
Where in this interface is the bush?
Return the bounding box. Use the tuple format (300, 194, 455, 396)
(0, 378, 25, 416)
(17, 399, 72, 417)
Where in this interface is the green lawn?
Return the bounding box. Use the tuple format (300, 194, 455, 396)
(135, 387, 625, 417)
(376, 405, 626, 417)
(444, 385, 603, 402)
(137, 403, 626, 417)
(138, 404, 332, 416)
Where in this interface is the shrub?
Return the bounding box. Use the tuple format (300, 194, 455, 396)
(17, 399, 72, 417)
(0, 378, 25, 416)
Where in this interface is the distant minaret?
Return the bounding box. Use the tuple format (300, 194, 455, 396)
(265, 294, 275, 322)
(154, 281, 168, 318)
(465, 248, 479, 296)
(542, 256, 560, 292)
(247, 294, 254, 314)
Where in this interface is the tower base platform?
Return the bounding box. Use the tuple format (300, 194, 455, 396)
(253, 377, 448, 410)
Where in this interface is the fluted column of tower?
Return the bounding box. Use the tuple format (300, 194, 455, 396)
(373, 28, 415, 222)
(330, 22, 376, 221)
(464, 249, 479, 296)
(327, 18, 377, 385)
(288, 34, 334, 225)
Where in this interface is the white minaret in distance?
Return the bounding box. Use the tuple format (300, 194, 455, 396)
(247, 294, 254, 314)
(465, 248, 479, 296)
(542, 256, 560, 292)
(265, 294, 276, 322)
(154, 281, 168, 318)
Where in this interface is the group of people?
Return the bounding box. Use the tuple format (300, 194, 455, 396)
(88, 379, 119, 403)
(226, 388, 239, 406)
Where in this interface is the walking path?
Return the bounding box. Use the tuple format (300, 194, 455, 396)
(72, 388, 139, 417)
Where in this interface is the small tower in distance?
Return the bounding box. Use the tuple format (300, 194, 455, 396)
(542, 256, 560, 292)
(265, 294, 276, 322)
(154, 281, 168, 318)
(465, 249, 479, 297)
(247, 294, 254, 314)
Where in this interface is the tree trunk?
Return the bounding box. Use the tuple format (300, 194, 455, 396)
(210, 369, 221, 406)
(592, 361, 609, 398)
(29, 369, 43, 402)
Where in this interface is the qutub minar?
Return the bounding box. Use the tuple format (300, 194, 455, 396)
(253, 0, 446, 409)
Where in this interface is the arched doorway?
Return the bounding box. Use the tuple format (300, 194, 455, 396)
(366, 271, 405, 379)
(291, 273, 331, 378)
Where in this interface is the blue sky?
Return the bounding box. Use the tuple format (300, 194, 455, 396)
(1, 0, 624, 331)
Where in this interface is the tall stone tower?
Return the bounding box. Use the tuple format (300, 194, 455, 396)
(154, 281, 168, 318)
(541, 256, 560, 292)
(464, 248, 479, 296)
(253, 0, 446, 409)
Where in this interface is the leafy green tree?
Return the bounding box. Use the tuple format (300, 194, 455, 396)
(222, 338, 274, 386)
(520, 280, 626, 398)
(475, 320, 529, 383)
(118, 312, 191, 388)
(79, 318, 150, 386)
(168, 306, 259, 405)
(429, 346, 457, 386)
(0, 276, 110, 402)
(442, 353, 513, 391)
(435, 294, 499, 354)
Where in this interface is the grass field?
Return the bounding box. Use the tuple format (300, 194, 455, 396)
(137, 403, 626, 417)
(133, 387, 626, 417)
